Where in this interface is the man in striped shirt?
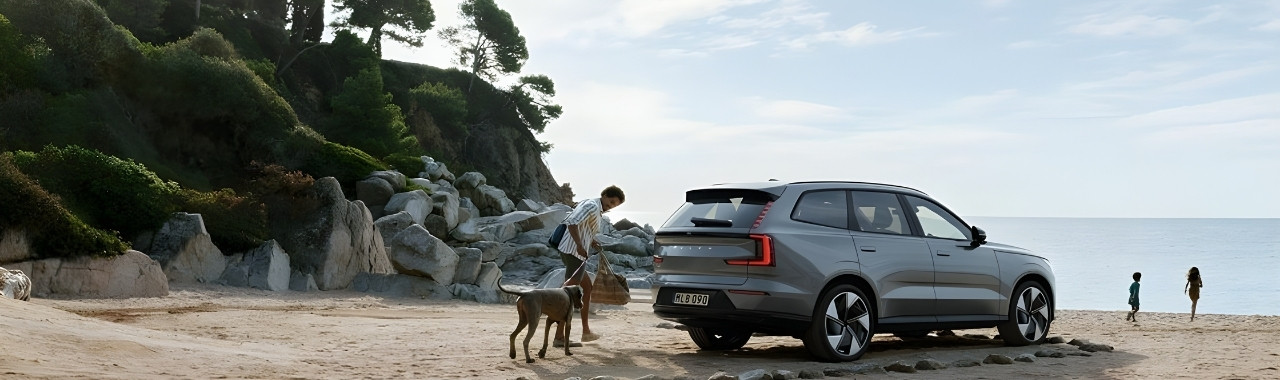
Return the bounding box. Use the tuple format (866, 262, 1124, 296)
(555, 185, 625, 346)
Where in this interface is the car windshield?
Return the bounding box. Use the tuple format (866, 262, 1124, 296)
(661, 189, 772, 228)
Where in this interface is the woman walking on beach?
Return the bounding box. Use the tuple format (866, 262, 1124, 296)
(1185, 267, 1203, 321)
(1125, 272, 1141, 322)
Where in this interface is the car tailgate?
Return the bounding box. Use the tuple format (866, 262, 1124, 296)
(654, 234, 757, 286)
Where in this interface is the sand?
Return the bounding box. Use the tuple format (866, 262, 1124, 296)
(2, 284, 1278, 379)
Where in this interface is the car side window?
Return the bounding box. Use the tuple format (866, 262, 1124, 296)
(791, 190, 848, 229)
(850, 191, 909, 235)
(905, 196, 971, 240)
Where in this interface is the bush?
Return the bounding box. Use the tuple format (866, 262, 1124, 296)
(0, 153, 128, 258)
(383, 153, 423, 175)
(12, 145, 179, 240)
(409, 81, 468, 134)
(301, 141, 386, 186)
(326, 67, 417, 158)
(174, 188, 267, 253)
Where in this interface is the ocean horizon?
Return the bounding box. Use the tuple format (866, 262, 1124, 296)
(970, 217, 1280, 316)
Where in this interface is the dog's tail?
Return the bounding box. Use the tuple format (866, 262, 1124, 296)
(495, 277, 526, 296)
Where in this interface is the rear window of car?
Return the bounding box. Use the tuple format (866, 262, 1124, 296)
(661, 189, 773, 228)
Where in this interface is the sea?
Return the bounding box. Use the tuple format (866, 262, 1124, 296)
(968, 217, 1280, 316)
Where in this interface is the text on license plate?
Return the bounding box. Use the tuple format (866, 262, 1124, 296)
(673, 292, 709, 306)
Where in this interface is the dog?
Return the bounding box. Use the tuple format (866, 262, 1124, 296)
(498, 278, 583, 363)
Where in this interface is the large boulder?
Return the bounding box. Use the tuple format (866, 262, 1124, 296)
(430, 191, 460, 230)
(449, 218, 484, 243)
(384, 190, 433, 225)
(146, 213, 226, 284)
(352, 273, 452, 299)
(420, 156, 456, 182)
(452, 247, 483, 285)
(387, 225, 459, 286)
(356, 177, 395, 220)
(219, 240, 291, 291)
(368, 170, 407, 192)
(473, 216, 518, 243)
(455, 172, 514, 217)
(601, 234, 651, 257)
(1, 267, 31, 300)
(374, 212, 417, 250)
(281, 177, 394, 291)
(0, 227, 33, 264)
(421, 214, 450, 241)
(10, 250, 168, 298)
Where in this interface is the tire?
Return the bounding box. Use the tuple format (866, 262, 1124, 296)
(998, 281, 1052, 346)
(803, 284, 874, 362)
(688, 327, 751, 350)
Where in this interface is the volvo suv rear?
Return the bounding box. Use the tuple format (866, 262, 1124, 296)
(651, 181, 1055, 362)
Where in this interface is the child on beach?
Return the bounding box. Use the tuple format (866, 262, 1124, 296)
(1185, 267, 1203, 321)
(1125, 272, 1141, 322)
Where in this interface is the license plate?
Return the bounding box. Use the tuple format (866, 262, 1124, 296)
(673, 292, 709, 306)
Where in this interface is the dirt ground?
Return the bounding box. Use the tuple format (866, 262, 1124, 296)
(2, 284, 1278, 379)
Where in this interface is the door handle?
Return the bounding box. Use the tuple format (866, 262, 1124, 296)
(859, 246, 877, 252)
(935, 252, 951, 256)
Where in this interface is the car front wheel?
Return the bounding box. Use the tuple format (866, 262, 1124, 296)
(998, 280, 1052, 346)
(688, 327, 751, 350)
(803, 284, 874, 362)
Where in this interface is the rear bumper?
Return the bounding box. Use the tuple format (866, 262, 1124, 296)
(651, 286, 810, 336)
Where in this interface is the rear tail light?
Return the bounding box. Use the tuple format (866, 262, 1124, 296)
(726, 234, 774, 266)
(653, 255, 663, 265)
(751, 201, 773, 230)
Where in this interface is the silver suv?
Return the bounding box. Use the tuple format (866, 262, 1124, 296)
(651, 181, 1055, 362)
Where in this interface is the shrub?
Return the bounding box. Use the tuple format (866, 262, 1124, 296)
(0, 153, 127, 258)
(327, 67, 417, 158)
(174, 188, 267, 253)
(383, 153, 423, 175)
(409, 81, 468, 134)
(13, 145, 179, 240)
(301, 141, 387, 185)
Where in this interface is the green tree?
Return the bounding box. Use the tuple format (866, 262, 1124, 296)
(437, 0, 527, 93)
(0, 0, 142, 88)
(409, 81, 468, 134)
(0, 14, 39, 91)
(94, 0, 168, 42)
(333, 0, 435, 56)
(507, 74, 561, 133)
(328, 67, 417, 158)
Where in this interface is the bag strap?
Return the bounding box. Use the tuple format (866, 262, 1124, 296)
(596, 253, 614, 275)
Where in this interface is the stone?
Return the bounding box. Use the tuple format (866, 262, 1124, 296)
(448, 283, 499, 303)
(422, 214, 450, 240)
(475, 262, 501, 291)
(20, 250, 168, 298)
(449, 219, 484, 243)
(356, 177, 394, 219)
(374, 212, 417, 249)
(1079, 343, 1114, 352)
(147, 213, 227, 284)
(601, 234, 650, 256)
(218, 240, 290, 291)
(963, 334, 991, 340)
(915, 359, 947, 370)
(737, 369, 769, 380)
(984, 354, 1014, 364)
(951, 359, 982, 367)
(515, 198, 543, 212)
(707, 372, 734, 380)
(368, 170, 407, 192)
(797, 369, 825, 379)
(385, 190, 433, 226)
(430, 191, 460, 230)
(1035, 349, 1067, 358)
(884, 362, 916, 373)
(469, 241, 502, 262)
(1067, 338, 1089, 346)
(277, 177, 394, 291)
(452, 247, 483, 285)
(0, 267, 32, 300)
(1015, 353, 1036, 362)
(1046, 336, 1067, 344)
(351, 273, 451, 299)
(290, 270, 318, 292)
(387, 225, 459, 285)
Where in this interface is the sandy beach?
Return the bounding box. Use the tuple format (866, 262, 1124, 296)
(3, 284, 1278, 379)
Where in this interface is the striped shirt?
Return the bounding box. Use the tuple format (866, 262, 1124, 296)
(557, 198, 603, 261)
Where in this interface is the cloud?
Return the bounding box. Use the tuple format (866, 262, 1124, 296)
(1119, 93, 1280, 129)
(743, 97, 851, 123)
(1253, 19, 1280, 32)
(710, 0, 829, 30)
(1007, 40, 1053, 49)
(616, 0, 768, 36)
(1065, 63, 1196, 92)
(785, 22, 927, 49)
(1067, 14, 1192, 37)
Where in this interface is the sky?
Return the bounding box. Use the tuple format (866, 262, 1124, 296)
(354, 0, 1280, 227)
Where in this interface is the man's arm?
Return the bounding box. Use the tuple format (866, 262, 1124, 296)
(568, 223, 589, 257)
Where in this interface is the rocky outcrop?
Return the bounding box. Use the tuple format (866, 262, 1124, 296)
(280, 177, 394, 291)
(386, 225, 459, 285)
(8, 250, 168, 298)
(146, 213, 227, 284)
(219, 240, 291, 291)
(384, 190, 433, 225)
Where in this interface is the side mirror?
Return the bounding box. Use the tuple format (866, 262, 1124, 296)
(969, 226, 987, 248)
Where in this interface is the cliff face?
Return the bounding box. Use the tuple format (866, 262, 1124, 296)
(457, 121, 572, 205)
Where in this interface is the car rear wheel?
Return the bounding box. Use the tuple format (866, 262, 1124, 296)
(803, 284, 873, 362)
(688, 327, 751, 350)
(998, 280, 1052, 346)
